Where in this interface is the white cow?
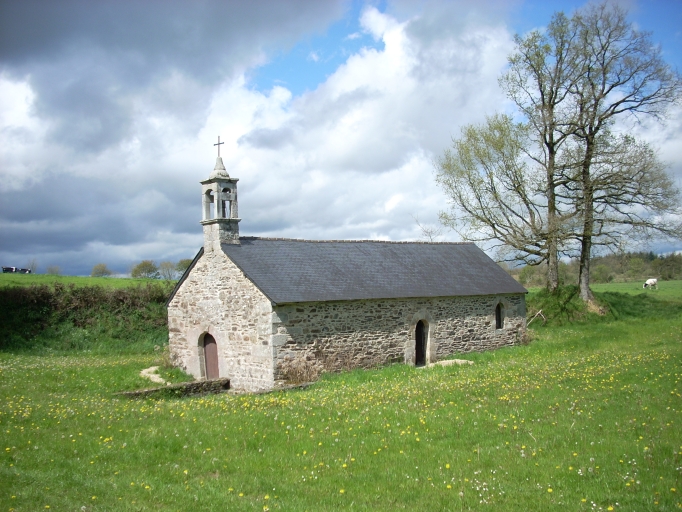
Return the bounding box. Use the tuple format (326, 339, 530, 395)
(643, 278, 658, 289)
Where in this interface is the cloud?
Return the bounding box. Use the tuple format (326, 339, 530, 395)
(0, 2, 516, 274)
(239, 7, 511, 172)
(6, 1, 677, 275)
(0, 0, 345, 154)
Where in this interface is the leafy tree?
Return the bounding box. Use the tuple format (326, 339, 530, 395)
(652, 253, 682, 280)
(436, 1, 682, 301)
(131, 260, 159, 279)
(627, 257, 645, 279)
(158, 261, 177, 281)
(176, 259, 193, 274)
(91, 263, 113, 277)
(437, 115, 557, 270)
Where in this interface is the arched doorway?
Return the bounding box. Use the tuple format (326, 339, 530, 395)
(203, 333, 219, 379)
(415, 320, 426, 367)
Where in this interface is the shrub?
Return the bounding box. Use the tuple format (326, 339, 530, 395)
(158, 261, 177, 280)
(591, 264, 613, 283)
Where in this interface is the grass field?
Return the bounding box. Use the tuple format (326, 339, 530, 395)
(1, 282, 681, 510)
(526, 279, 682, 298)
(0, 274, 169, 289)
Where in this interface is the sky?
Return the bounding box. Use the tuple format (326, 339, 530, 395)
(1, 0, 681, 276)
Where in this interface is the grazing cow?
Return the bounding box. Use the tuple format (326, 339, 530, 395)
(643, 278, 658, 289)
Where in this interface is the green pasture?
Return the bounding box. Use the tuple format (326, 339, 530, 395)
(1, 282, 681, 511)
(0, 274, 169, 289)
(590, 279, 681, 297)
(526, 278, 682, 297)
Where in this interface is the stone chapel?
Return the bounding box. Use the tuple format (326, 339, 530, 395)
(167, 154, 527, 392)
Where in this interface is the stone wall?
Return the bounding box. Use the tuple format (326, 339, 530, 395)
(169, 246, 526, 391)
(271, 294, 525, 383)
(117, 378, 231, 398)
(167, 247, 274, 391)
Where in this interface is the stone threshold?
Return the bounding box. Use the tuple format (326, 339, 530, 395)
(428, 358, 474, 367)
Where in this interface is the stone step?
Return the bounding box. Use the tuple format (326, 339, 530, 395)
(116, 378, 230, 398)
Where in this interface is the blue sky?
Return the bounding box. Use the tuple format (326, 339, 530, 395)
(1, 0, 681, 275)
(251, 0, 386, 96)
(252, 0, 682, 96)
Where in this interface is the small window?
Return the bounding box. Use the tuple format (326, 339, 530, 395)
(495, 303, 504, 329)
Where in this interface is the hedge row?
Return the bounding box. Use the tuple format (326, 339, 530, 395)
(0, 282, 173, 350)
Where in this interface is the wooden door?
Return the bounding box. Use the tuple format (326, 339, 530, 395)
(203, 333, 219, 379)
(415, 321, 426, 367)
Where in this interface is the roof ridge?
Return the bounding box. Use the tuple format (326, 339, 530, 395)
(238, 236, 472, 245)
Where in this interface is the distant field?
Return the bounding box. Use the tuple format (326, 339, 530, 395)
(0, 273, 173, 289)
(527, 279, 682, 299)
(590, 279, 682, 298)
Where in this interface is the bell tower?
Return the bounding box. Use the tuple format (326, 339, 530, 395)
(200, 137, 240, 252)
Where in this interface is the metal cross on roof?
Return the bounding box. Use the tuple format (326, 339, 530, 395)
(214, 136, 224, 157)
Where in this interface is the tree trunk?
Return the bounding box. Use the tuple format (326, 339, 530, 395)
(546, 142, 560, 292)
(578, 140, 595, 302)
(578, 222, 594, 301)
(547, 234, 559, 292)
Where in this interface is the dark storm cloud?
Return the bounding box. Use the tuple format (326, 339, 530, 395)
(0, 0, 345, 152)
(0, 173, 198, 254)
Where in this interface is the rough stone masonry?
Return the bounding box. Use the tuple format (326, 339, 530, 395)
(167, 154, 527, 392)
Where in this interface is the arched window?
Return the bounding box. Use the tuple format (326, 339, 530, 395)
(495, 303, 504, 329)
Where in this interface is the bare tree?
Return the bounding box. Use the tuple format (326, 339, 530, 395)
(566, 2, 682, 301)
(25, 258, 38, 273)
(411, 215, 443, 242)
(499, 11, 582, 291)
(46, 266, 61, 275)
(158, 261, 178, 281)
(562, 134, 681, 255)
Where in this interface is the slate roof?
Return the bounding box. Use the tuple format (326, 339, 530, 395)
(211, 237, 526, 305)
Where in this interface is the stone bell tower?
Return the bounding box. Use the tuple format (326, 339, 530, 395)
(200, 137, 240, 252)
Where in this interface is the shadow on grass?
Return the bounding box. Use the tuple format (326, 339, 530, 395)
(597, 291, 682, 320)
